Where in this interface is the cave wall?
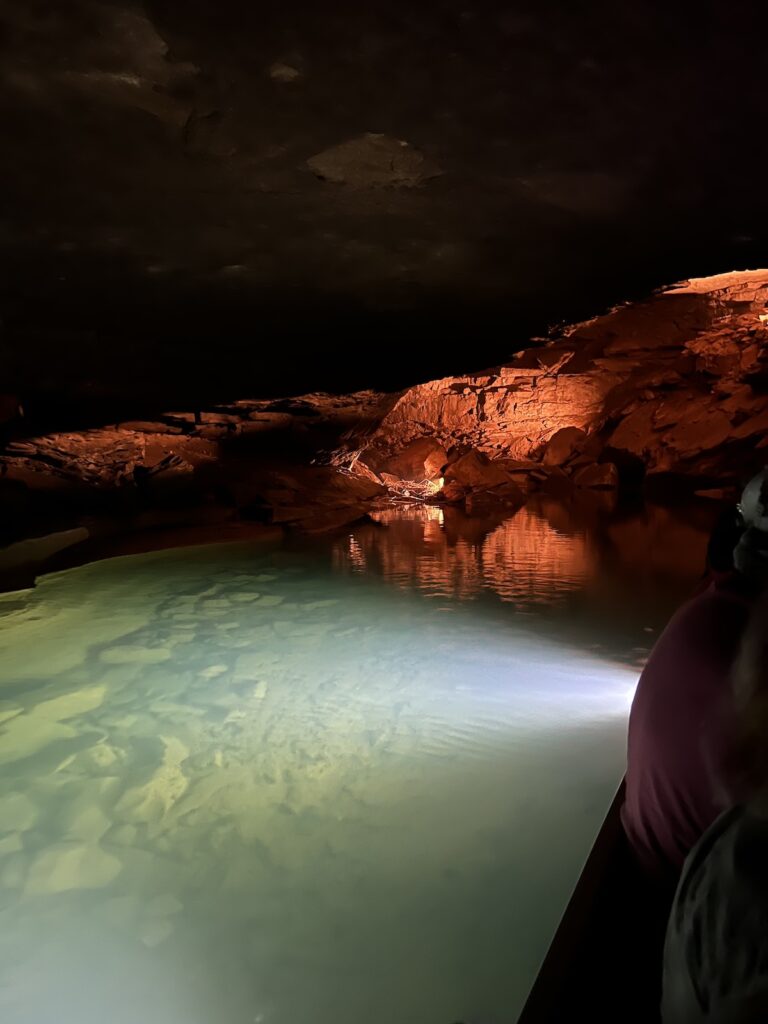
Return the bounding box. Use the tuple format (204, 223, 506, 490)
(2, 270, 768, 561)
(355, 271, 768, 488)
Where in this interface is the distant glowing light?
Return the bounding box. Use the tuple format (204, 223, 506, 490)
(380, 476, 445, 501)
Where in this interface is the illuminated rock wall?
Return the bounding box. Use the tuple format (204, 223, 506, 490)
(357, 270, 768, 487)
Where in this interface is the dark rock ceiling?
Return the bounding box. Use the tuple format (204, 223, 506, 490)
(2, 0, 768, 422)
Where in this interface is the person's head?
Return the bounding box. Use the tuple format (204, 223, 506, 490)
(731, 589, 768, 813)
(733, 468, 768, 585)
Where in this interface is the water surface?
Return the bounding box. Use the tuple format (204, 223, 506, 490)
(0, 497, 711, 1023)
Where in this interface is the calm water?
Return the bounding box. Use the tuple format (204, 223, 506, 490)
(0, 497, 711, 1024)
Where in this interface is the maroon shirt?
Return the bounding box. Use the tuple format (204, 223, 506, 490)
(622, 575, 753, 881)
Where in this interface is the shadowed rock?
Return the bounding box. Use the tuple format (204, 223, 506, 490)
(307, 133, 441, 188)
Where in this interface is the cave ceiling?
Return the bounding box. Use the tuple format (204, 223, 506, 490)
(1, 0, 768, 411)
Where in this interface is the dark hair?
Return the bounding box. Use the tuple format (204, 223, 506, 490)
(706, 505, 744, 574)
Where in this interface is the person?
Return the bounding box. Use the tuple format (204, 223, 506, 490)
(622, 469, 768, 885)
(662, 588, 768, 1023)
(705, 502, 747, 578)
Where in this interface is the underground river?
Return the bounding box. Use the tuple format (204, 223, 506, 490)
(0, 496, 713, 1024)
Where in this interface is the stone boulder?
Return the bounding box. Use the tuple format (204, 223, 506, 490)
(573, 462, 619, 490)
(444, 450, 513, 490)
(493, 458, 541, 492)
(440, 450, 525, 512)
(236, 463, 385, 530)
(374, 437, 447, 481)
(685, 329, 744, 376)
(307, 133, 442, 188)
(464, 482, 525, 514)
(542, 427, 587, 466)
(539, 466, 574, 496)
(440, 481, 466, 503)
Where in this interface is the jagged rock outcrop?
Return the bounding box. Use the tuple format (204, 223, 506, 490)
(542, 427, 588, 467)
(437, 450, 525, 512)
(572, 463, 619, 490)
(0, 392, 390, 550)
(3, 271, 768, 570)
(365, 437, 448, 481)
(348, 270, 768, 492)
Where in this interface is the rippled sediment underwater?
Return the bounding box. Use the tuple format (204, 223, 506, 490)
(0, 499, 710, 1024)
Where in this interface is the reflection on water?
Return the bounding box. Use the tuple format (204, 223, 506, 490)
(336, 503, 592, 604)
(333, 497, 712, 662)
(0, 498, 711, 1024)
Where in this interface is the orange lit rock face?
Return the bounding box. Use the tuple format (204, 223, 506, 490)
(370, 370, 618, 463)
(542, 427, 587, 467)
(441, 450, 526, 511)
(571, 463, 619, 490)
(371, 437, 447, 481)
(3, 270, 768, 551)
(351, 270, 768, 489)
(0, 394, 390, 542)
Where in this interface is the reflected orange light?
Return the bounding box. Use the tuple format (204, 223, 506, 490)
(333, 504, 591, 603)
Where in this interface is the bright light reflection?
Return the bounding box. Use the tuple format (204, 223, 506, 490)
(0, 526, 641, 1024)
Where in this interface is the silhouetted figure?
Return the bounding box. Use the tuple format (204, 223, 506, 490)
(662, 588, 768, 1023)
(705, 503, 745, 576)
(621, 470, 768, 887)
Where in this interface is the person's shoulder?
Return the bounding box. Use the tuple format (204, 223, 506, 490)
(666, 809, 743, 955)
(667, 808, 768, 1019)
(663, 811, 741, 1022)
(711, 570, 760, 602)
(663, 810, 742, 1015)
(677, 806, 743, 896)
(670, 576, 753, 633)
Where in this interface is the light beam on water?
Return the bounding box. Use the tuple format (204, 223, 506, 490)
(0, 501, 706, 1024)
